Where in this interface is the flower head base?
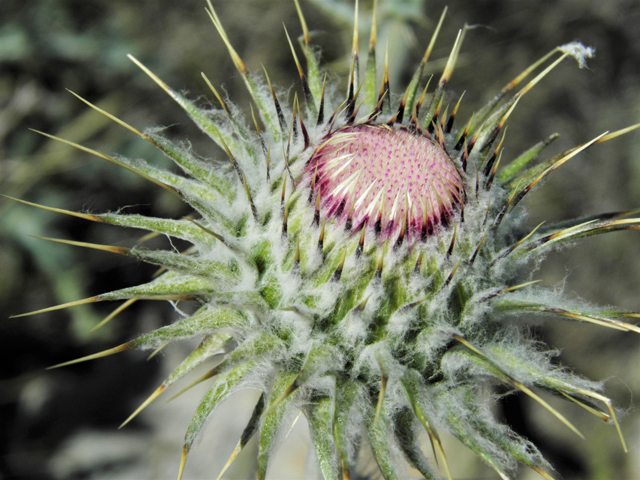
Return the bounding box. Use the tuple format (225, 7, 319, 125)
(10, 1, 640, 480)
(306, 124, 464, 245)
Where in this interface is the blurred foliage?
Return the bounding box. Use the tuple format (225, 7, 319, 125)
(1, 0, 640, 479)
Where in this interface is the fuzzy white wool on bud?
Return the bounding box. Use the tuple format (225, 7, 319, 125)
(11, 2, 640, 480)
(558, 41, 595, 68)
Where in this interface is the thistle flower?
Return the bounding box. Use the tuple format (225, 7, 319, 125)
(9, 1, 640, 479)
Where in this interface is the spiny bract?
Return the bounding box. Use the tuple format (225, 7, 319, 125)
(12, 1, 640, 479)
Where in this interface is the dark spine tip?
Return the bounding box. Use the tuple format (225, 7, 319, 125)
(460, 142, 469, 172)
(355, 222, 366, 257)
(480, 125, 501, 154)
(294, 238, 301, 270)
(467, 137, 478, 156)
(300, 118, 310, 150)
(393, 232, 404, 250)
(332, 265, 343, 281)
(301, 79, 314, 113)
(427, 116, 437, 134)
(374, 265, 383, 280)
(454, 132, 467, 152)
(282, 205, 289, 239)
(440, 209, 450, 229)
(317, 75, 327, 126)
(317, 219, 325, 254)
(446, 234, 456, 258)
(442, 268, 456, 288)
(445, 114, 455, 134)
(414, 250, 424, 274)
(485, 171, 497, 191)
(374, 217, 382, 236)
(469, 249, 479, 266)
(347, 104, 361, 126)
(483, 152, 497, 177)
(493, 204, 509, 229)
(317, 100, 325, 126)
(396, 107, 405, 126)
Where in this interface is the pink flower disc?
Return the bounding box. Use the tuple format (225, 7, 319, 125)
(306, 125, 465, 245)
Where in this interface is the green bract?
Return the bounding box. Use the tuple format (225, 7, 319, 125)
(12, 1, 640, 479)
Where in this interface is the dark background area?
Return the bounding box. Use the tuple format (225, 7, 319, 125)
(1, 0, 640, 479)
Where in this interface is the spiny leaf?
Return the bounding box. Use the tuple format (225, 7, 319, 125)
(127, 54, 246, 157)
(29, 129, 180, 197)
(403, 7, 447, 119)
(29, 235, 240, 283)
(466, 47, 560, 137)
(263, 341, 338, 417)
(442, 387, 512, 480)
(366, 404, 400, 480)
(183, 360, 257, 452)
(65, 89, 237, 200)
(493, 299, 640, 334)
(147, 132, 235, 200)
(130, 305, 248, 348)
(98, 275, 217, 302)
(400, 369, 452, 480)
(305, 389, 341, 480)
(451, 337, 584, 439)
(97, 213, 219, 246)
(333, 380, 361, 480)
(215, 393, 267, 480)
(394, 407, 439, 480)
(258, 370, 298, 480)
(537, 208, 640, 234)
(424, 26, 466, 126)
(518, 218, 640, 255)
(170, 332, 282, 401)
(120, 333, 234, 428)
(204, 1, 281, 140)
(497, 133, 560, 184)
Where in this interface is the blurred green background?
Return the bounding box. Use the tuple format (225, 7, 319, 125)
(1, 0, 640, 479)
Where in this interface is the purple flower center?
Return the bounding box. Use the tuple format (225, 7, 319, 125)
(306, 125, 464, 244)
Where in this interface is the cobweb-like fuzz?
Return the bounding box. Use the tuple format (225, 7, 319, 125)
(10, 1, 640, 480)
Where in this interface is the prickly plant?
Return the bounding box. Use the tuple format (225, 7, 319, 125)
(10, 1, 640, 479)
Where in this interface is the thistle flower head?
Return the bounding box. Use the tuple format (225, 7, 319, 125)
(305, 124, 464, 244)
(11, 2, 640, 480)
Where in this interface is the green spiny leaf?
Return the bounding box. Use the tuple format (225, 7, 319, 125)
(100, 275, 217, 302)
(166, 333, 235, 386)
(333, 380, 361, 479)
(130, 306, 247, 348)
(130, 248, 240, 283)
(367, 405, 400, 480)
(394, 407, 439, 480)
(258, 370, 298, 480)
(147, 132, 236, 201)
(305, 388, 340, 480)
(98, 214, 217, 246)
(497, 134, 559, 184)
(183, 360, 256, 450)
